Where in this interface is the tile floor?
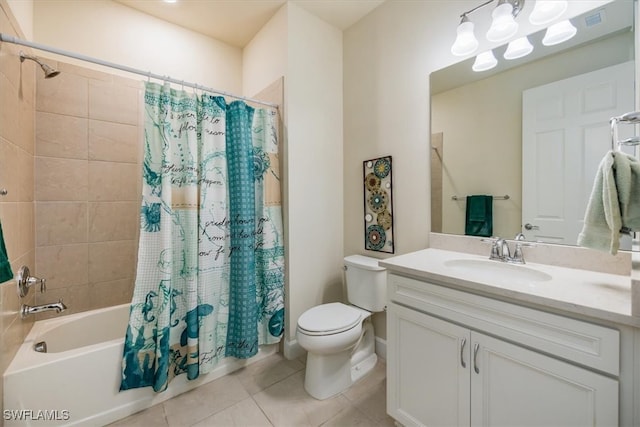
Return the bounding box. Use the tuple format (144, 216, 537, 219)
(109, 353, 395, 427)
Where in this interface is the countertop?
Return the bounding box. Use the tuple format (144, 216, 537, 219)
(379, 248, 639, 328)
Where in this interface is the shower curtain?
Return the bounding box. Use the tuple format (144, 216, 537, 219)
(120, 82, 285, 392)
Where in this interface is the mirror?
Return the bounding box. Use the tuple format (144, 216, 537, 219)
(430, 0, 635, 248)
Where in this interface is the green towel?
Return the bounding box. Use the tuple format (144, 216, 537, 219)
(465, 195, 493, 237)
(0, 220, 13, 283)
(578, 151, 640, 255)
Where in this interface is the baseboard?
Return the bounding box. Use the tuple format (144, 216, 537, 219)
(283, 337, 306, 360)
(375, 336, 387, 360)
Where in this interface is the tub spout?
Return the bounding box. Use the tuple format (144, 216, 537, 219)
(20, 299, 67, 319)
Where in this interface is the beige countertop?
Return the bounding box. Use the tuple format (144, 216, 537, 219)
(380, 248, 639, 328)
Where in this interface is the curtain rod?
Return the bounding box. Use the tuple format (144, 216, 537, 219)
(0, 33, 278, 109)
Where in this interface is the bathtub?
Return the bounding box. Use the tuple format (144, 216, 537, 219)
(3, 303, 276, 426)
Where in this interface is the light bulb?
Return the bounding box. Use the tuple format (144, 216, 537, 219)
(451, 18, 479, 56)
(472, 50, 498, 72)
(529, 0, 568, 25)
(487, 2, 519, 42)
(504, 36, 533, 60)
(542, 20, 577, 46)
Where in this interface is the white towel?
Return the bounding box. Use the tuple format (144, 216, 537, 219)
(578, 150, 640, 254)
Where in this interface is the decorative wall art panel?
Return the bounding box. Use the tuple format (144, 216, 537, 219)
(363, 156, 394, 253)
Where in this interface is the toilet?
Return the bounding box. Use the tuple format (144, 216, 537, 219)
(296, 255, 386, 400)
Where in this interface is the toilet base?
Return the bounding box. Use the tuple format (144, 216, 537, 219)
(303, 320, 377, 400)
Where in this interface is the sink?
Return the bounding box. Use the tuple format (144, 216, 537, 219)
(443, 259, 552, 285)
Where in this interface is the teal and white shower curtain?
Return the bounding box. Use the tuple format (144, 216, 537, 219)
(120, 82, 285, 392)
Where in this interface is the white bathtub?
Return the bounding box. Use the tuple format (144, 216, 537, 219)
(3, 303, 276, 426)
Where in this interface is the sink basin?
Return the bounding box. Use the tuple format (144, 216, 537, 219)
(443, 259, 552, 285)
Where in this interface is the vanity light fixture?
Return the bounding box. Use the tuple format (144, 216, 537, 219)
(503, 36, 533, 60)
(486, 0, 520, 42)
(452, 0, 575, 71)
(451, 15, 479, 56)
(472, 50, 498, 72)
(529, 0, 568, 25)
(542, 19, 577, 46)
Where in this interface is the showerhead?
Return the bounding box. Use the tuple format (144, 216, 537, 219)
(19, 51, 60, 79)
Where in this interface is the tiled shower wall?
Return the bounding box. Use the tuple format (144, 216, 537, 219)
(0, 2, 36, 420)
(34, 60, 141, 318)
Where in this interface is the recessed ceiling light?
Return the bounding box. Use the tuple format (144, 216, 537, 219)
(164, 0, 178, 3)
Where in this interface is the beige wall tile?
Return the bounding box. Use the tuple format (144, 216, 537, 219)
(36, 71, 88, 118)
(0, 280, 19, 334)
(89, 120, 139, 163)
(17, 95, 35, 154)
(0, 138, 18, 203)
(54, 60, 111, 82)
(89, 278, 133, 310)
(0, 29, 20, 93)
(16, 147, 33, 202)
(35, 284, 91, 320)
(0, 203, 18, 263)
(36, 244, 88, 290)
(20, 60, 37, 107)
(36, 202, 87, 246)
(88, 240, 136, 283)
(89, 79, 139, 125)
(36, 112, 88, 159)
(88, 161, 139, 201)
(88, 201, 138, 242)
(16, 202, 34, 259)
(0, 73, 19, 145)
(35, 157, 88, 201)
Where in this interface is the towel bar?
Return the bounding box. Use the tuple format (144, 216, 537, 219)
(451, 195, 509, 201)
(610, 111, 640, 150)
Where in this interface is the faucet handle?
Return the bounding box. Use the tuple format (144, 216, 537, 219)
(26, 275, 46, 293)
(16, 266, 47, 297)
(481, 237, 503, 260)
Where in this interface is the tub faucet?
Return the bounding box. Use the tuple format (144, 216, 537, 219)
(20, 299, 67, 319)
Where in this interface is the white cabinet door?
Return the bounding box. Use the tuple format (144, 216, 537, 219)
(388, 303, 471, 427)
(470, 332, 619, 427)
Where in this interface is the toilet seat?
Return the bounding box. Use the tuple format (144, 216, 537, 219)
(297, 303, 363, 336)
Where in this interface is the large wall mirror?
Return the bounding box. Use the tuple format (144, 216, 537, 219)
(430, 0, 635, 249)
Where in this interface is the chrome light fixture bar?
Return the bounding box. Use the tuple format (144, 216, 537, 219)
(451, 0, 572, 73)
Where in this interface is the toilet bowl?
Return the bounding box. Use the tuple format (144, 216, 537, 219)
(296, 255, 386, 400)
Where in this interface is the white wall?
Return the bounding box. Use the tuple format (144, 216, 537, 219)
(243, 5, 287, 101)
(285, 3, 343, 343)
(5, 0, 32, 39)
(33, 0, 242, 92)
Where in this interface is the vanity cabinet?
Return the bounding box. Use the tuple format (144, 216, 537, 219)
(387, 273, 620, 427)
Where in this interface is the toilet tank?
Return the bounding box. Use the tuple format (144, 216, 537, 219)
(344, 255, 387, 312)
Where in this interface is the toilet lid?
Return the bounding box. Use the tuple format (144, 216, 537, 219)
(297, 303, 362, 335)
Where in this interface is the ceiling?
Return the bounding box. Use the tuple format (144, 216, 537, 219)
(114, 0, 385, 48)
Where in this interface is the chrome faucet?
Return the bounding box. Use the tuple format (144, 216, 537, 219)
(20, 299, 67, 319)
(486, 234, 531, 264)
